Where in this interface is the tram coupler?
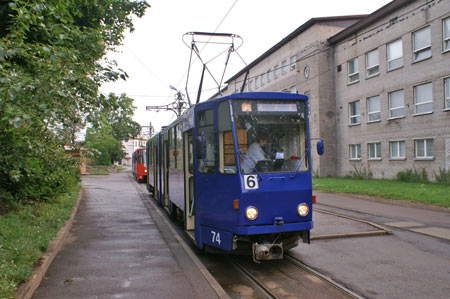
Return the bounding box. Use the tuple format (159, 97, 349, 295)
(252, 242, 283, 263)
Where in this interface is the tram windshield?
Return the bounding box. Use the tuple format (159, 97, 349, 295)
(232, 99, 309, 174)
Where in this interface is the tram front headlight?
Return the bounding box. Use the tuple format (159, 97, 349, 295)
(245, 206, 258, 220)
(297, 203, 309, 217)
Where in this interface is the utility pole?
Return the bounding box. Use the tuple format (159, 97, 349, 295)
(146, 86, 187, 117)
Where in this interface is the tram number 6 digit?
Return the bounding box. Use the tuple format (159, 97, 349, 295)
(244, 175, 259, 190)
(211, 231, 221, 245)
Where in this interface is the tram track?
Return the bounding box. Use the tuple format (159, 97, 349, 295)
(134, 178, 375, 298)
(227, 254, 365, 299)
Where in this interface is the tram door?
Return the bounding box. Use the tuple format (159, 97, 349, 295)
(153, 143, 158, 198)
(184, 130, 195, 237)
(162, 140, 169, 207)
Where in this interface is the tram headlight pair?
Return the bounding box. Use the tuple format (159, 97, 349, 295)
(297, 203, 309, 217)
(245, 206, 258, 220)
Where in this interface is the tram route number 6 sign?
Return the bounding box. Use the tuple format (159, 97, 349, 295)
(244, 175, 259, 190)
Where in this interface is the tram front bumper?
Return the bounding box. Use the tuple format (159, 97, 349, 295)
(235, 221, 313, 235)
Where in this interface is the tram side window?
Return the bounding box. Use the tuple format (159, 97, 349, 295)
(197, 109, 216, 174)
(218, 101, 236, 174)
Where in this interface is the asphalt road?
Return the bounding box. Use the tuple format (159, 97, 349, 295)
(291, 191, 450, 299)
(33, 171, 219, 299)
(33, 170, 450, 299)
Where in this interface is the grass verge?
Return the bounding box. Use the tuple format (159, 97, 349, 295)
(87, 169, 109, 175)
(0, 184, 81, 298)
(313, 177, 450, 208)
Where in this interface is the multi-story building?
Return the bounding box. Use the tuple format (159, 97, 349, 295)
(220, 0, 450, 180)
(330, 0, 450, 179)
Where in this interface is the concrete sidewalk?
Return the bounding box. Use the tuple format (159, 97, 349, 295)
(33, 172, 220, 299)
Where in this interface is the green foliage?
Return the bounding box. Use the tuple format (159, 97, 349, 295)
(0, 184, 81, 298)
(433, 168, 450, 184)
(396, 167, 428, 183)
(346, 164, 373, 180)
(0, 0, 149, 204)
(85, 130, 125, 165)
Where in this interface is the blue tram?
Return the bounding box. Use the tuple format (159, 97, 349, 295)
(146, 92, 323, 261)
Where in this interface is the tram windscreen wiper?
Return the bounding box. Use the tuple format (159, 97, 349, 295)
(290, 148, 309, 179)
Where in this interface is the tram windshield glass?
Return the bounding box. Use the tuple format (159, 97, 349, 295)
(232, 99, 309, 174)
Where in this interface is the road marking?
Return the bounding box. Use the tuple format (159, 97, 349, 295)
(384, 221, 424, 228)
(409, 227, 450, 240)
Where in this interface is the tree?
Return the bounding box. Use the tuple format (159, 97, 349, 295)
(0, 0, 150, 204)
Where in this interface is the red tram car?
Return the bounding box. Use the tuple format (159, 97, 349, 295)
(132, 147, 147, 183)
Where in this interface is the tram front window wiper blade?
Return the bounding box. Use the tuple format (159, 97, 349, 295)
(290, 148, 309, 179)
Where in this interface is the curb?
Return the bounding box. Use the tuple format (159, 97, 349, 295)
(15, 188, 84, 299)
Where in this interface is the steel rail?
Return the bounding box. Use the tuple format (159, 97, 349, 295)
(311, 208, 392, 240)
(229, 259, 280, 299)
(284, 254, 366, 299)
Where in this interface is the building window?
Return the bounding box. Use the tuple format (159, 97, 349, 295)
(282, 60, 288, 74)
(249, 79, 253, 91)
(415, 139, 434, 159)
(366, 49, 379, 77)
(255, 76, 259, 89)
(368, 142, 382, 160)
(267, 69, 272, 82)
(445, 77, 450, 110)
(444, 18, 450, 52)
(387, 39, 403, 70)
(290, 55, 296, 70)
(412, 26, 431, 62)
(290, 85, 297, 94)
(274, 65, 280, 79)
(367, 95, 381, 122)
(389, 89, 405, 118)
(261, 74, 265, 86)
(390, 140, 405, 159)
(348, 58, 359, 84)
(349, 100, 360, 125)
(414, 82, 433, 114)
(349, 144, 361, 160)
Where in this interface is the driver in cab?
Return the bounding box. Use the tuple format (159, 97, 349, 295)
(241, 135, 270, 173)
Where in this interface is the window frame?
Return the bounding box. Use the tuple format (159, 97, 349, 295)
(267, 69, 272, 82)
(255, 76, 259, 89)
(445, 77, 450, 110)
(349, 144, 362, 160)
(366, 49, 380, 78)
(387, 39, 403, 71)
(388, 89, 405, 119)
(443, 17, 450, 52)
(349, 100, 361, 125)
(274, 65, 280, 79)
(260, 73, 265, 86)
(367, 95, 381, 122)
(414, 138, 434, 159)
(290, 55, 296, 70)
(413, 82, 433, 115)
(282, 60, 288, 75)
(367, 142, 382, 160)
(412, 26, 431, 62)
(389, 140, 406, 160)
(347, 58, 359, 84)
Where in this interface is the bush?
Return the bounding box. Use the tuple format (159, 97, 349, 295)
(347, 165, 373, 180)
(434, 168, 450, 184)
(0, 126, 80, 207)
(396, 167, 428, 183)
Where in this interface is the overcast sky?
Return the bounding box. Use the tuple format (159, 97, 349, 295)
(101, 0, 392, 133)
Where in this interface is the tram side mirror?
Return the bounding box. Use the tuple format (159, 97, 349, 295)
(317, 140, 324, 156)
